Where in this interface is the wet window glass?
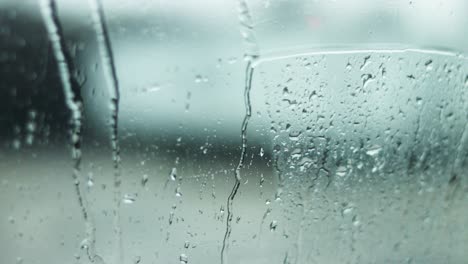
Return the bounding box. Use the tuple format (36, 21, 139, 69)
(0, 0, 467, 263)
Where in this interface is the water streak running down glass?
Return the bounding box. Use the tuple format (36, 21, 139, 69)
(0, 0, 467, 264)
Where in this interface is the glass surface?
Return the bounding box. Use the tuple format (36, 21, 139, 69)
(0, 0, 467, 263)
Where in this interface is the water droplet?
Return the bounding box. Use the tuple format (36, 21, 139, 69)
(12, 139, 21, 150)
(170, 168, 177, 181)
(87, 173, 94, 187)
(25, 134, 34, 145)
(352, 215, 360, 226)
(123, 194, 136, 204)
(366, 145, 382, 156)
(141, 174, 149, 186)
(425, 59, 433, 71)
(361, 73, 374, 88)
(309, 90, 317, 100)
(342, 207, 353, 215)
(269, 220, 278, 231)
(259, 173, 265, 187)
(169, 211, 175, 225)
(291, 148, 302, 159)
(227, 57, 237, 64)
(288, 131, 302, 141)
(360, 55, 371, 70)
(415, 97, 423, 105)
(80, 238, 90, 250)
(336, 166, 347, 177)
(26, 121, 36, 133)
(179, 253, 188, 264)
(175, 187, 182, 197)
(356, 161, 364, 170)
(194, 75, 208, 83)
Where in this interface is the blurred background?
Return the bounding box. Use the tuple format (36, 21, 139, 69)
(0, 0, 467, 263)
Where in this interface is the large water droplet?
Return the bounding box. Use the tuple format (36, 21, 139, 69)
(175, 187, 182, 197)
(366, 145, 382, 156)
(123, 194, 136, 204)
(170, 168, 177, 181)
(270, 220, 278, 231)
(179, 253, 188, 264)
(288, 131, 302, 141)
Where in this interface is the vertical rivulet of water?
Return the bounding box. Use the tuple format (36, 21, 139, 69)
(220, 1, 259, 263)
(39, 0, 100, 262)
(88, 0, 123, 263)
(221, 62, 255, 264)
